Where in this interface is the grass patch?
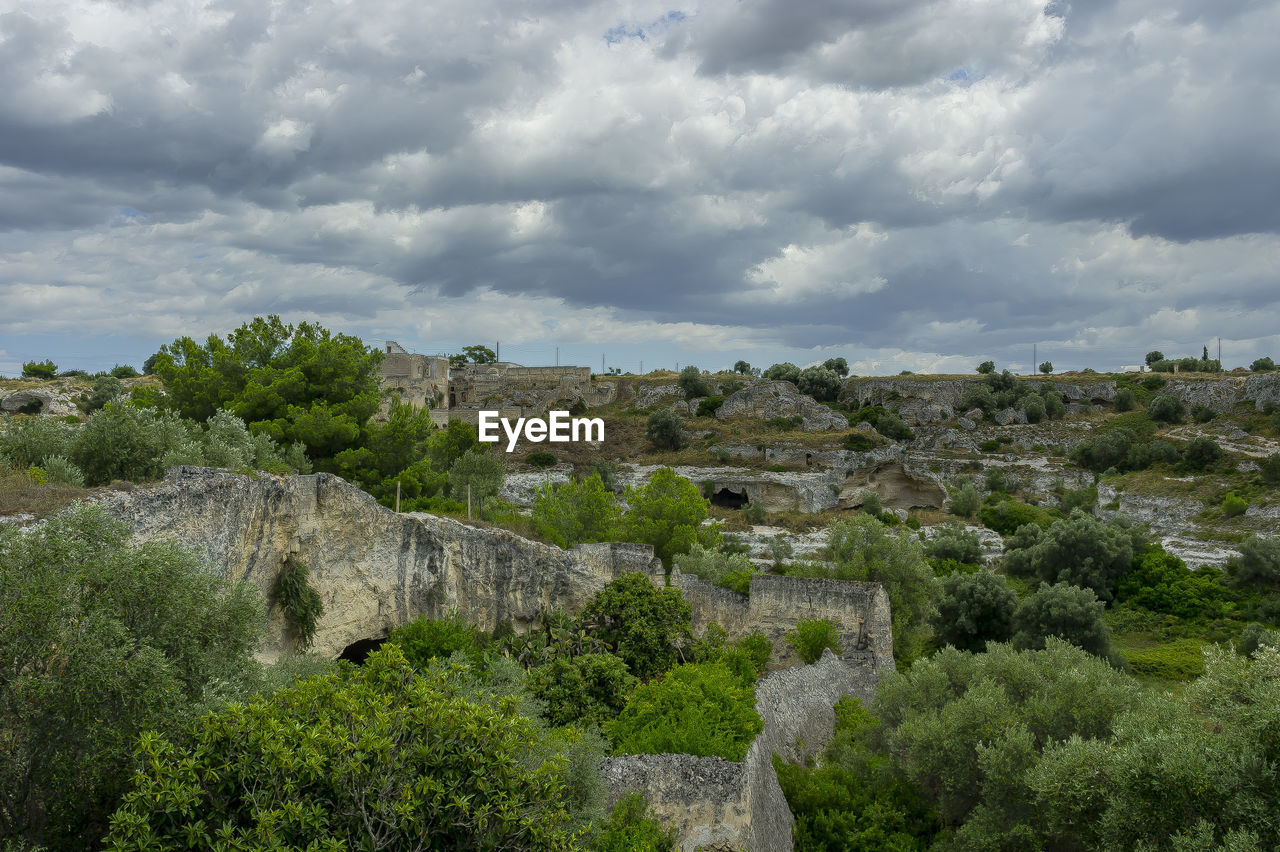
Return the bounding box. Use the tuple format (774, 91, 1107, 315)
(1118, 636, 1206, 683)
(0, 471, 90, 520)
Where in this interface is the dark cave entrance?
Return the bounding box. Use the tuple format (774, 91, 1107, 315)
(337, 636, 388, 665)
(711, 488, 750, 509)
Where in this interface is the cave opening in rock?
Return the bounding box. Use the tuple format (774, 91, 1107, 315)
(711, 488, 750, 509)
(337, 636, 388, 665)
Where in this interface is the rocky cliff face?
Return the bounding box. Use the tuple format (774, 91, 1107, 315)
(716, 381, 848, 431)
(93, 467, 661, 660)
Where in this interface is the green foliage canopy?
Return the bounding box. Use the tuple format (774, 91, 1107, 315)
(580, 572, 693, 680)
(932, 571, 1017, 652)
(533, 473, 618, 548)
(617, 467, 710, 569)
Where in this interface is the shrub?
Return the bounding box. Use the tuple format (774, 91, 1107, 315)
(526, 653, 637, 728)
(1114, 387, 1135, 411)
(581, 572, 692, 679)
(390, 612, 491, 672)
(109, 364, 139, 379)
(762, 362, 801, 384)
(674, 542, 755, 588)
(1261, 453, 1280, 484)
(533, 473, 617, 548)
(1039, 361, 1053, 375)
(861, 492, 883, 516)
(927, 524, 984, 564)
(1237, 623, 1280, 656)
(592, 793, 677, 852)
(1145, 350, 1164, 366)
(85, 375, 124, 413)
(797, 366, 842, 402)
(979, 495, 1054, 536)
(788, 618, 843, 663)
(1022, 394, 1046, 423)
(271, 558, 325, 650)
(947, 481, 981, 518)
(1147, 393, 1185, 423)
(1227, 535, 1280, 592)
(933, 571, 1017, 652)
(1141, 374, 1166, 390)
(1043, 390, 1065, 419)
(1250, 356, 1275, 372)
(2, 506, 263, 850)
(526, 450, 557, 468)
(875, 411, 912, 440)
(106, 646, 580, 851)
(1221, 492, 1249, 518)
(618, 468, 709, 569)
(678, 365, 712, 399)
(1180, 436, 1223, 471)
(1070, 427, 1135, 472)
(20, 359, 58, 379)
(40, 454, 85, 487)
(979, 439, 1002, 453)
(1002, 510, 1140, 603)
(0, 415, 75, 467)
(1191, 403, 1217, 423)
(976, 361, 995, 374)
(448, 447, 505, 510)
(744, 502, 765, 524)
(607, 662, 763, 761)
(696, 395, 724, 417)
(1122, 638, 1207, 681)
(1012, 582, 1112, 657)
(1115, 548, 1239, 621)
(645, 409, 685, 451)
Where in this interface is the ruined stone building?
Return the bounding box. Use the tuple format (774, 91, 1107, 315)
(377, 340, 617, 424)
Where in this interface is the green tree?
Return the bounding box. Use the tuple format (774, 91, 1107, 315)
(1260, 453, 1280, 483)
(149, 315, 383, 463)
(678, 365, 712, 399)
(109, 364, 139, 379)
(617, 468, 709, 569)
(1114, 387, 1135, 411)
(873, 640, 1140, 846)
(976, 361, 996, 374)
(788, 618, 843, 664)
(933, 571, 1017, 652)
(0, 506, 263, 850)
(1029, 645, 1280, 849)
(798, 365, 842, 401)
(1227, 535, 1280, 592)
(1002, 510, 1139, 603)
(1039, 361, 1053, 375)
(526, 653, 637, 728)
(733, 360, 752, 375)
(1250, 356, 1275, 372)
(448, 446, 504, 511)
(20, 359, 58, 379)
(532, 473, 618, 548)
(1148, 393, 1186, 423)
(763, 362, 802, 384)
(925, 524, 983, 565)
(645, 409, 685, 451)
(1022, 393, 1046, 423)
(580, 572, 692, 679)
(71, 403, 192, 485)
(823, 357, 850, 377)
(1145, 350, 1165, 366)
(1012, 582, 1112, 657)
(606, 662, 762, 761)
(875, 411, 912, 440)
(85, 374, 124, 413)
(674, 542, 755, 591)
(105, 645, 580, 851)
(947, 480, 981, 518)
(390, 612, 492, 672)
(793, 515, 939, 663)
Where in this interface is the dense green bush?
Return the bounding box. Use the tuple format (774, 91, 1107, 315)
(1221, 491, 1249, 517)
(1227, 535, 1280, 592)
(1261, 453, 1280, 483)
(1147, 393, 1186, 423)
(875, 411, 912, 440)
(947, 480, 981, 518)
(1012, 582, 1112, 657)
(526, 450, 557, 468)
(21, 359, 58, 379)
(106, 646, 581, 851)
(580, 572, 692, 679)
(1115, 548, 1239, 621)
(763, 362, 802, 384)
(617, 468, 710, 569)
(591, 793, 677, 852)
(797, 366, 842, 402)
(1180, 436, 1224, 471)
(1001, 510, 1140, 602)
(1114, 387, 1135, 411)
(976, 361, 995, 374)
(85, 375, 125, 413)
(1022, 394, 1046, 423)
(645, 409, 685, 451)
(696, 395, 724, 417)
(788, 618, 842, 663)
(925, 524, 983, 564)
(1251, 356, 1275, 372)
(390, 612, 491, 672)
(526, 653, 637, 728)
(678, 365, 712, 399)
(775, 697, 937, 851)
(533, 473, 618, 549)
(1, 507, 263, 850)
(109, 364, 139, 379)
(932, 571, 1017, 652)
(674, 542, 755, 593)
(607, 662, 762, 761)
(978, 494, 1054, 536)
(873, 640, 1140, 846)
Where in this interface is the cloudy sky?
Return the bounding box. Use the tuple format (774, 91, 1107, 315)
(2, 0, 1278, 377)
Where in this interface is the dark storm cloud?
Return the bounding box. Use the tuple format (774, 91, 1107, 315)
(1, 0, 1279, 374)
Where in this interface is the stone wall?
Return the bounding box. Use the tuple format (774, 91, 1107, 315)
(602, 650, 883, 852)
(672, 572, 896, 670)
(92, 468, 661, 660)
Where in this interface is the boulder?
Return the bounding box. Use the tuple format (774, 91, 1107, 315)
(994, 407, 1028, 426)
(716, 381, 847, 432)
(0, 387, 80, 417)
(965, 408, 985, 421)
(957, 416, 977, 431)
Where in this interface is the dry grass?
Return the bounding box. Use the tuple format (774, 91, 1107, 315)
(0, 471, 90, 521)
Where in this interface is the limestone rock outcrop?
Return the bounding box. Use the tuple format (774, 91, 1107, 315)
(92, 468, 661, 660)
(0, 385, 80, 417)
(716, 381, 847, 432)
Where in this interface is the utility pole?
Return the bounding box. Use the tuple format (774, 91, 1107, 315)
(496, 341, 500, 361)
(639, 359, 643, 374)
(601, 354, 605, 375)
(555, 346, 559, 367)
(1218, 338, 1222, 362)
(1033, 344, 1037, 373)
